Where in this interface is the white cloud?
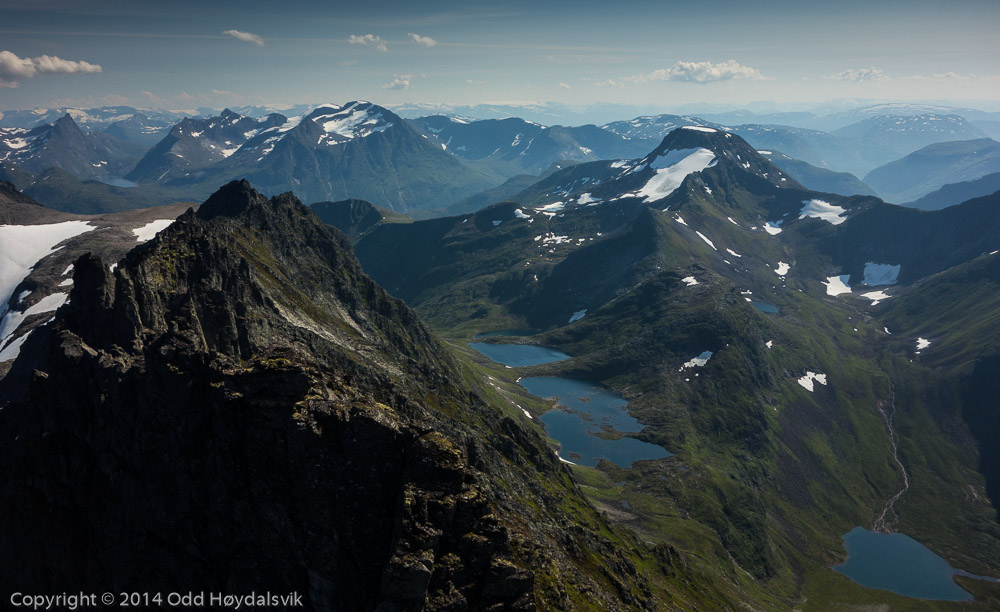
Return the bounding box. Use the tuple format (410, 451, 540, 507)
(223, 29, 265, 47)
(0, 50, 102, 87)
(466, 79, 486, 85)
(382, 74, 411, 90)
(629, 59, 769, 84)
(593, 78, 623, 88)
(826, 67, 889, 82)
(349, 34, 388, 52)
(408, 33, 438, 47)
(558, 82, 571, 89)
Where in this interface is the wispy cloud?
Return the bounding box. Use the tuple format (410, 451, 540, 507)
(0, 49, 101, 87)
(466, 79, 486, 85)
(408, 33, 438, 47)
(223, 29, 265, 47)
(382, 74, 411, 90)
(558, 82, 571, 89)
(826, 67, 888, 82)
(593, 78, 623, 88)
(349, 34, 387, 52)
(628, 60, 769, 84)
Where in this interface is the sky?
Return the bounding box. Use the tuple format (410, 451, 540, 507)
(1, 0, 999, 114)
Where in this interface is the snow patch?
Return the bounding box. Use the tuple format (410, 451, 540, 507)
(634, 148, 716, 203)
(0, 220, 94, 323)
(916, 337, 931, 351)
(766, 340, 773, 349)
(823, 275, 852, 296)
(513, 209, 530, 219)
(695, 231, 717, 250)
(577, 192, 597, 205)
(132, 219, 174, 243)
(774, 262, 790, 276)
(764, 221, 783, 235)
(797, 371, 828, 392)
(568, 309, 587, 323)
(799, 199, 848, 225)
(682, 276, 698, 286)
(680, 350, 713, 370)
(681, 125, 717, 133)
(726, 248, 742, 258)
(492, 220, 502, 227)
(861, 290, 892, 305)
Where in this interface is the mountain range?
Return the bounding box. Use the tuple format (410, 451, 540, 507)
(1, 109, 999, 609)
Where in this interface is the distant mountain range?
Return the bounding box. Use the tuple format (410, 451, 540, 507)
(864, 138, 1000, 203)
(2, 101, 996, 219)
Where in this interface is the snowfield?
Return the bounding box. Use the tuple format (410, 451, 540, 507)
(799, 199, 848, 225)
(823, 275, 852, 296)
(132, 219, 175, 243)
(635, 148, 717, 203)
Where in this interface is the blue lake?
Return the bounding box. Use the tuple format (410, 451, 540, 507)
(751, 301, 779, 314)
(833, 527, 973, 601)
(521, 377, 672, 467)
(469, 342, 570, 367)
(469, 341, 670, 467)
(96, 177, 139, 188)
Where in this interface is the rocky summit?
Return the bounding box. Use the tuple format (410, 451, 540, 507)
(0, 181, 678, 611)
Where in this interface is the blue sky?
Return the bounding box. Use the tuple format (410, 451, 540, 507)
(1, 0, 998, 113)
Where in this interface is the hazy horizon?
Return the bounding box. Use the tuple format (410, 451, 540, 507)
(1, 0, 998, 116)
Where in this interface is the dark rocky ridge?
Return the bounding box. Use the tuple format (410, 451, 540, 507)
(0, 181, 666, 610)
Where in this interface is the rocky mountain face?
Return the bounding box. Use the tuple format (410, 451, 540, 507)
(126, 110, 288, 183)
(0, 114, 138, 179)
(0, 181, 692, 610)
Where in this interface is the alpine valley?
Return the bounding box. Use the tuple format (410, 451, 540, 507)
(2, 98, 1000, 612)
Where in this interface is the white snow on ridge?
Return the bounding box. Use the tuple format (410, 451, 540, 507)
(695, 231, 717, 251)
(823, 275, 852, 296)
(797, 371, 828, 392)
(863, 262, 901, 286)
(634, 148, 717, 203)
(681, 126, 717, 133)
(536, 202, 565, 213)
(132, 219, 175, 243)
(0, 221, 94, 319)
(799, 199, 848, 225)
(514, 208, 530, 219)
(313, 103, 391, 139)
(568, 309, 587, 323)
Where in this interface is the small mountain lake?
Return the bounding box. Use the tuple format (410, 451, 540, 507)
(833, 527, 976, 601)
(96, 177, 139, 188)
(468, 342, 570, 367)
(750, 301, 779, 314)
(470, 341, 670, 467)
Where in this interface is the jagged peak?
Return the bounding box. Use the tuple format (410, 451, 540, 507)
(196, 179, 269, 219)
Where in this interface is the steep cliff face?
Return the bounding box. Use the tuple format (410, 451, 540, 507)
(0, 181, 661, 611)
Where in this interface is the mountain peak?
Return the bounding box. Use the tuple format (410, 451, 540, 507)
(196, 179, 268, 219)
